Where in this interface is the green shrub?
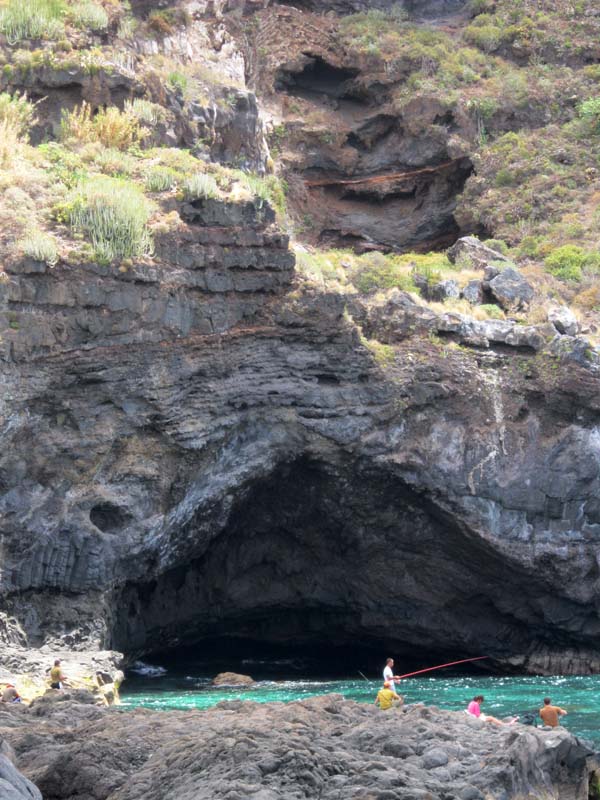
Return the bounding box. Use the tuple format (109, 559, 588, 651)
(145, 167, 178, 192)
(125, 99, 166, 127)
(517, 236, 542, 258)
(495, 168, 516, 187)
(0, 92, 36, 138)
(583, 252, 600, 275)
(349, 252, 415, 293)
(242, 174, 287, 217)
(544, 245, 585, 281)
(62, 176, 153, 262)
(20, 230, 59, 266)
(578, 97, 600, 133)
(0, 0, 65, 43)
(479, 303, 505, 319)
(69, 1, 108, 32)
(38, 141, 87, 188)
(61, 103, 141, 150)
(92, 147, 137, 177)
(464, 23, 502, 52)
(183, 173, 219, 200)
(467, 96, 498, 121)
(168, 71, 188, 94)
(484, 238, 509, 254)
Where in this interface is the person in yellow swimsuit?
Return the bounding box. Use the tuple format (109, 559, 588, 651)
(49, 659, 67, 689)
(375, 681, 402, 710)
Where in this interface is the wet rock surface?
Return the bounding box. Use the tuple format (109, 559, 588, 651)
(212, 671, 255, 685)
(0, 695, 596, 800)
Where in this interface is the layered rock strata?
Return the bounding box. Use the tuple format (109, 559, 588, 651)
(244, 5, 475, 251)
(2, 194, 600, 673)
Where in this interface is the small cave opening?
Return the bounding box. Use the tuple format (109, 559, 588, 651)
(275, 56, 360, 101)
(301, 155, 474, 252)
(90, 502, 130, 533)
(109, 456, 573, 672)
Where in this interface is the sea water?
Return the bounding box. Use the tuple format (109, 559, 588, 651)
(121, 665, 600, 745)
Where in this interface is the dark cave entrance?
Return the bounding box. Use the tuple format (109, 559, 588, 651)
(110, 456, 561, 671)
(275, 56, 360, 101)
(304, 156, 474, 253)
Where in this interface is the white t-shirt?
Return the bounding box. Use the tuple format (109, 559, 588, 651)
(383, 665, 395, 685)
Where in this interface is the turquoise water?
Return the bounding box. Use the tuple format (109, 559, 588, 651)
(121, 670, 600, 745)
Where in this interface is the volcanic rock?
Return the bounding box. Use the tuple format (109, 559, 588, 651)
(447, 236, 510, 269)
(461, 279, 484, 304)
(0, 754, 41, 800)
(0, 695, 597, 800)
(3, 191, 600, 677)
(548, 305, 580, 336)
(212, 672, 255, 685)
(488, 267, 535, 311)
(429, 279, 460, 302)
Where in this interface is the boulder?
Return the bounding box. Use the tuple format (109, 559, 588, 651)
(429, 279, 460, 302)
(488, 267, 534, 311)
(483, 264, 501, 283)
(212, 672, 255, 686)
(447, 236, 510, 269)
(461, 280, 484, 304)
(0, 755, 41, 800)
(548, 305, 579, 336)
(29, 688, 96, 713)
(548, 335, 600, 368)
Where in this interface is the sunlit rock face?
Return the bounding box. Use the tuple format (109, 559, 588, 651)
(2, 194, 600, 674)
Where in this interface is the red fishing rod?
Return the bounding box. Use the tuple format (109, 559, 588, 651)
(395, 655, 489, 681)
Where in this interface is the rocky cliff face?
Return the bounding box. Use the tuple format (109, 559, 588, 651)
(2, 193, 600, 673)
(1, 0, 600, 678)
(245, 4, 475, 252)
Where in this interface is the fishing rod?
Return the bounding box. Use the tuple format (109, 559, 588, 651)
(395, 655, 489, 681)
(357, 671, 370, 682)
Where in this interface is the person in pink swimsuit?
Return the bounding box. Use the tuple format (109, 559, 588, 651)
(467, 695, 517, 726)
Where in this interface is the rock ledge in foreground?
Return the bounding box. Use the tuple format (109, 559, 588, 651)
(1, 694, 597, 800)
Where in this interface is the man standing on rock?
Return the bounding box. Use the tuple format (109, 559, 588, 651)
(49, 659, 68, 690)
(539, 697, 567, 728)
(383, 658, 401, 689)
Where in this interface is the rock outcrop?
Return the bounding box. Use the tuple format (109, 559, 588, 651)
(2, 190, 600, 673)
(244, 5, 475, 251)
(0, 754, 41, 800)
(0, 695, 597, 800)
(2, 0, 600, 681)
(212, 671, 255, 685)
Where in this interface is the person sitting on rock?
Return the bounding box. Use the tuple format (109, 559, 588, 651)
(539, 697, 567, 728)
(375, 681, 402, 710)
(467, 695, 517, 726)
(49, 659, 68, 690)
(1, 684, 21, 703)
